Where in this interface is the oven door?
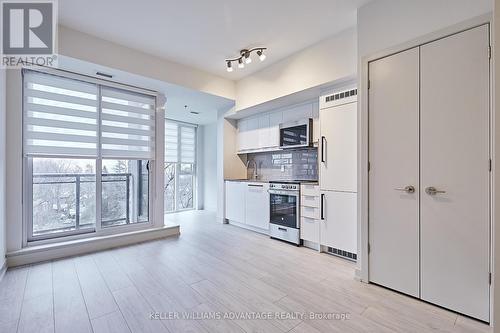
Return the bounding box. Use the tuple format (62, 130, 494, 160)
(269, 191, 299, 228)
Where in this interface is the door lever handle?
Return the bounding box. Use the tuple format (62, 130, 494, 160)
(394, 185, 415, 194)
(425, 187, 446, 195)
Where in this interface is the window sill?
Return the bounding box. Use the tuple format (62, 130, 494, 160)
(6, 224, 180, 267)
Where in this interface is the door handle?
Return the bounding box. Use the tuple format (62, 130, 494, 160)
(321, 136, 326, 163)
(320, 193, 325, 220)
(394, 185, 415, 194)
(425, 187, 446, 195)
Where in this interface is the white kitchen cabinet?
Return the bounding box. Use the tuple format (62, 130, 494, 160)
(244, 182, 270, 230)
(312, 102, 320, 144)
(301, 217, 319, 243)
(320, 191, 357, 254)
(319, 101, 357, 192)
(282, 103, 312, 123)
(300, 184, 320, 244)
(237, 119, 249, 152)
(225, 181, 246, 223)
(258, 113, 270, 148)
(269, 111, 282, 148)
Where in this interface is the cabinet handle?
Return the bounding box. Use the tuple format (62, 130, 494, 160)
(321, 136, 326, 163)
(278, 227, 287, 232)
(320, 193, 325, 220)
(248, 184, 264, 187)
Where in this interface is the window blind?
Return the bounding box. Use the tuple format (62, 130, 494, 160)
(165, 121, 178, 163)
(180, 126, 196, 163)
(23, 70, 99, 157)
(164, 120, 196, 164)
(23, 70, 157, 160)
(101, 87, 156, 159)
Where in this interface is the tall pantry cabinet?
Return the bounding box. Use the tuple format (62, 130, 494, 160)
(368, 24, 490, 321)
(319, 87, 358, 257)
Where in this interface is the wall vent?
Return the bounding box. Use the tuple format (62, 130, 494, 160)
(327, 247, 357, 262)
(325, 88, 357, 104)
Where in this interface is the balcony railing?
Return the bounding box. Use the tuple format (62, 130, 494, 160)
(32, 172, 132, 234)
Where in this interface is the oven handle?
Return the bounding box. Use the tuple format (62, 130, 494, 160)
(321, 193, 325, 220)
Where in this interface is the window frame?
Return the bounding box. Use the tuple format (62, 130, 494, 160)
(164, 119, 197, 213)
(22, 68, 159, 244)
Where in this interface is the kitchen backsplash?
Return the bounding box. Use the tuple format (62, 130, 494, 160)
(246, 148, 318, 181)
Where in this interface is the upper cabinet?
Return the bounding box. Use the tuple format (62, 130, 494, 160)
(237, 101, 318, 154)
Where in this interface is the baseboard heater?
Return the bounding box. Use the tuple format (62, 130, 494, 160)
(327, 247, 357, 262)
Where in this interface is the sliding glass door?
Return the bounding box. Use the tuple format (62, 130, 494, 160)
(164, 120, 196, 213)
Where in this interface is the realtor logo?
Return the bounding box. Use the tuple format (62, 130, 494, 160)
(1, 0, 57, 67)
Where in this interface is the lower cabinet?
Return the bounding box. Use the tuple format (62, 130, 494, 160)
(225, 181, 245, 223)
(300, 184, 320, 244)
(244, 182, 270, 230)
(225, 181, 269, 233)
(320, 191, 357, 254)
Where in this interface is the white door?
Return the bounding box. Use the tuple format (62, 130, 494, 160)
(420, 25, 490, 321)
(368, 47, 420, 297)
(225, 181, 246, 223)
(245, 183, 270, 230)
(320, 102, 357, 192)
(320, 191, 357, 254)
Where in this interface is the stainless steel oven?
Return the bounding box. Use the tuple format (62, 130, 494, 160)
(269, 182, 300, 245)
(279, 118, 312, 149)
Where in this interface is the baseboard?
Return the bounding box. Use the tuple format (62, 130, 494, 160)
(227, 220, 269, 235)
(0, 260, 6, 282)
(6, 225, 180, 267)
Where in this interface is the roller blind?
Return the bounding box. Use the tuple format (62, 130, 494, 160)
(23, 70, 157, 160)
(165, 121, 178, 163)
(23, 70, 99, 157)
(180, 126, 195, 163)
(164, 120, 196, 164)
(101, 87, 156, 159)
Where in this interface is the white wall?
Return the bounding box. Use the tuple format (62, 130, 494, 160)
(201, 123, 218, 212)
(0, 68, 6, 272)
(58, 26, 236, 100)
(235, 28, 357, 111)
(358, 0, 493, 58)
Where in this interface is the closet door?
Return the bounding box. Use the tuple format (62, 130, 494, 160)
(420, 25, 490, 321)
(368, 47, 420, 297)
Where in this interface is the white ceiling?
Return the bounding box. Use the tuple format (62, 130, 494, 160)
(59, 0, 372, 80)
(59, 56, 234, 125)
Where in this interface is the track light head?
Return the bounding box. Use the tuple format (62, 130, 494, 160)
(238, 58, 245, 69)
(244, 52, 252, 64)
(226, 61, 233, 72)
(257, 50, 266, 61)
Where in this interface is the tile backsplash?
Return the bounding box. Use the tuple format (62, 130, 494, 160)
(246, 148, 318, 181)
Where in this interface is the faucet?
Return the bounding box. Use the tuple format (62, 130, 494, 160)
(246, 159, 258, 180)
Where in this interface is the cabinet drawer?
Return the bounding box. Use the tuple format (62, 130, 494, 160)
(301, 195, 319, 208)
(301, 184, 320, 196)
(301, 217, 320, 243)
(301, 206, 320, 219)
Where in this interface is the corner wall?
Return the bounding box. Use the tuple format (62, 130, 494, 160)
(202, 123, 218, 212)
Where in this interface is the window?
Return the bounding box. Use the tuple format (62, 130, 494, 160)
(164, 120, 196, 212)
(23, 69, 157, 241)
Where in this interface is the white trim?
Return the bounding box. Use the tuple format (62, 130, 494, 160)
(6, 225, 179, 267)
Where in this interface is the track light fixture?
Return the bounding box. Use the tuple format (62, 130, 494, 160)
(225, 47, 267, 72)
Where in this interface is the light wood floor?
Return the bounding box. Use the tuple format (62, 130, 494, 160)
(0, 210, 492, 333)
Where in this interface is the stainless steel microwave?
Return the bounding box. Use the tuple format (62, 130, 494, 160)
(279, 118, 313, 149)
